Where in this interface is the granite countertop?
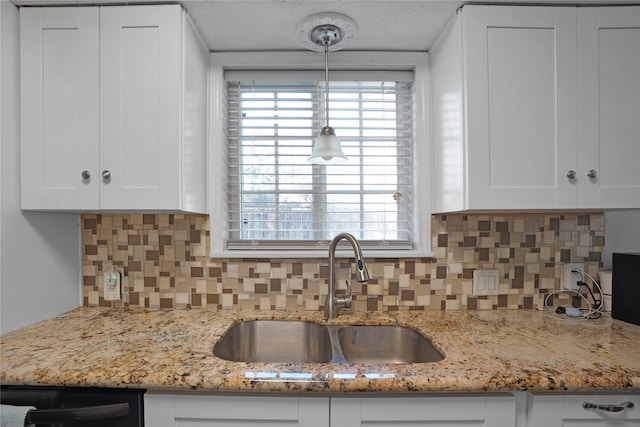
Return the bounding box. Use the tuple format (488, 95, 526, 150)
(1, 308, 639, 393)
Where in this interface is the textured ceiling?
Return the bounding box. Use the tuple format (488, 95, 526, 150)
(183, 0, 462, 52)
(12, 0, 640, 52)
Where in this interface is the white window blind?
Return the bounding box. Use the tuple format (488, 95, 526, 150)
(225, 78, 415, 251)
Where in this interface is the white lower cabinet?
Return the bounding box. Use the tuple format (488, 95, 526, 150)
(527, 393, 640, 427)
(144, 393, 516, 427)
(145, 392, 640, 426)
(331, 395, 516, 427)
(144, 394, 329, 427)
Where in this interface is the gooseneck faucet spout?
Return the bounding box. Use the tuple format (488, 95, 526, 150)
(324, 233, 370, 319)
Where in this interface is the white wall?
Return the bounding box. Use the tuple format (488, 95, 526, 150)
(603, 209, 640, 269)
(1, 1, 81, 334)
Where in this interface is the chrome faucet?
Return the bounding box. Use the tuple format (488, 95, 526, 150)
(324, 233, 370, 319)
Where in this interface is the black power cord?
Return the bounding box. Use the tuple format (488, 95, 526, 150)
(576, 280, 602, 319)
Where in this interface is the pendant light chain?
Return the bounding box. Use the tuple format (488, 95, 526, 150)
(323, 38, 330, 129)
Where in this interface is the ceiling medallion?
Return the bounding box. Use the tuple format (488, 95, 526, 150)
(296, 13, 358, 52)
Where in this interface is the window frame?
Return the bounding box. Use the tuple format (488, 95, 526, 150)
(208, 51, 433, 258)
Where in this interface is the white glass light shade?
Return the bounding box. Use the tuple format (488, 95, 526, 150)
(308, 127, 348, 164)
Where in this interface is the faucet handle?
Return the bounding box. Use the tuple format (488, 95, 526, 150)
(333, 281, 353, 309)
(335, 296, 352, 309)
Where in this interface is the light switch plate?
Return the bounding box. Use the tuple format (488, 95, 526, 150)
(473, 269, 500, 296)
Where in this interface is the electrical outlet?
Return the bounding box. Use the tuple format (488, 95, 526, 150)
(561, 263, 584, 290)
(103, 266, 123, 301)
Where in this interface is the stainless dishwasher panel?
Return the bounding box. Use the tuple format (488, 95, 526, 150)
(0, 386, 145, 426)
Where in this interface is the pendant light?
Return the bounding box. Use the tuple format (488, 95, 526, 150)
(297, 14, 357, 164)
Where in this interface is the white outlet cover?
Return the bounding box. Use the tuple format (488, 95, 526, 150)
(103, 269, 122, 301)
(561, 263, 584, 290)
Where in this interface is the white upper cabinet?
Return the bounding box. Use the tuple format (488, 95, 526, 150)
(20, 5, 208, 212)
(20, 7, 101, 210)
(431, 5, 640, 212)
(577, 7, 640, 209)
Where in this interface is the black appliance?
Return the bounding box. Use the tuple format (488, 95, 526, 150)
(0, 386, 145, 426)
(612, 252, 640, 327)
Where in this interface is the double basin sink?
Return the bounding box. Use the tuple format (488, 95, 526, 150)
(213, 320, 444, 364)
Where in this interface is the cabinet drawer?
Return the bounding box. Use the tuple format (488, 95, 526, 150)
(332, 394, 516, 426)
(145, 394, 329, 427)
(562, 394, 639, 420)
(528, 393, 640, 426)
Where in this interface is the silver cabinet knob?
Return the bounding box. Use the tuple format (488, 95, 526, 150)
(102, 170, 111, 180)
(566, 170, 576, 180)
(81, 170, 91, 180)
(587, 169, 598, 179)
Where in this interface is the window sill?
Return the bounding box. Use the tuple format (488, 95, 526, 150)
(208, 249, 435, 259)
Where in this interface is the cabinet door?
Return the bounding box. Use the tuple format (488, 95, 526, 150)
(577, 7, 640, 209)
(99, 5, 182, 210)
(527, 393, 640, 427)
(144, 394, 329, 427)
(20, 7, 100, 210)
(331, 395, 516, 427)
(463, 6, 578, 209)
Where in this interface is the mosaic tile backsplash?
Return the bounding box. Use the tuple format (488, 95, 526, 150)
(81, 213, 604, 311)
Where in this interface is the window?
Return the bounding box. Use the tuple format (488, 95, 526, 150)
(226, 80, 412, 250)
(209, 54, 431, 257)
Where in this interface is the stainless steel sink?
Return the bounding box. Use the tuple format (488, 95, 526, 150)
(213, 320, 333, 363)
(337, 325, 445, 364)
(213, 321, 444, 364)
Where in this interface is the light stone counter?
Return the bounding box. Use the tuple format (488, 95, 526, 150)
(1, 308, 639, 393)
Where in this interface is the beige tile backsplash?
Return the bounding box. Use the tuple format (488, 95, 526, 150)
(81, 213, 604, 311)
